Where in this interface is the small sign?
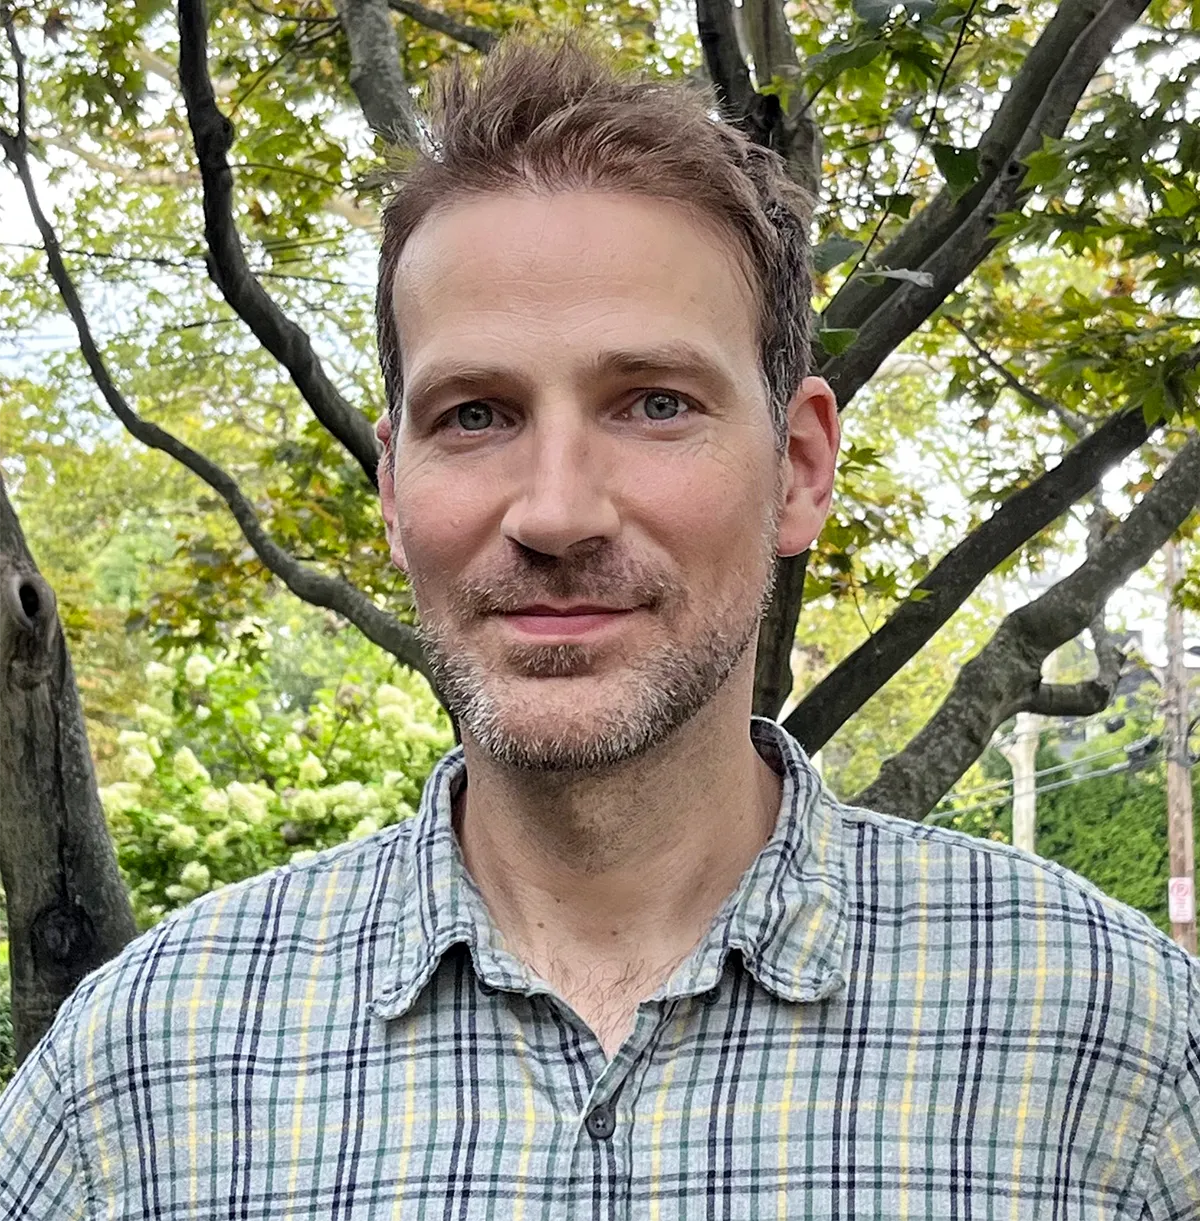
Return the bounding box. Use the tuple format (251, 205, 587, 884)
(1168, 876, 1195, 924)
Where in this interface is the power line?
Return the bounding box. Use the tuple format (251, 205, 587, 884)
(925, 758, 1137, 823)
(932, 738, 1145, 805)
(0, 241, 372, 289)
(925, 736, 1165, 825)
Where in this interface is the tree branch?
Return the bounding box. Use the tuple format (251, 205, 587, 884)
(853, 431, 1200, 819)
(736, 0, 793, 85)
(0, 98, 432, 687)
(4, 10, 27, 159)
(41, 134, 377, 229)
(332, 0, 420, 144)
(1023, 579, 1124, 717)
(386, 0, 497, 52)
(821, 157, 1028, 404)
(821, 0, 1149, 343)
(695, 0, 756, 120)
(782, 391, 1169, 751)
(768, 0, 1146, 715)
(176, 0, 381, 485)
(43, 135, 199, 188)
(944, 314, 1089, 435)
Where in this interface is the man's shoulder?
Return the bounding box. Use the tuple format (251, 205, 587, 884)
(833, 795, 1192, 984)
(51, 821, 416, 1061)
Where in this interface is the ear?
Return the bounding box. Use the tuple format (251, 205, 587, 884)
(775, 376, 840, 558)
(376, 413, 409, 573)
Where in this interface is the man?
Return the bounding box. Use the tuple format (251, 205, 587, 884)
(2, 35, 1197, 1220)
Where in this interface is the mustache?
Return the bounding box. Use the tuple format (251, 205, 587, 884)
(447, 552, 677, 616)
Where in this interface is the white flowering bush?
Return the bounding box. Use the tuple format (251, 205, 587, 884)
(98, 620, 452, 927)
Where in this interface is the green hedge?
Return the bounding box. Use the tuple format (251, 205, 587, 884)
(1035, 764, 1170, 933)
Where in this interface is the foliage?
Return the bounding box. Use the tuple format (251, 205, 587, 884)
(796, 586, 1001, 799)
(1036, 765, 1170, 934)
(96, 616, 452, 926)
(1, 0, 1197, 663)
(0, 939, 12, 1091)
(943, 711, 1173, 933)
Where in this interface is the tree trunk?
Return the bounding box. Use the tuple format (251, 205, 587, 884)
(753, 551, 807, 717)
(0, 473, 137, 1065)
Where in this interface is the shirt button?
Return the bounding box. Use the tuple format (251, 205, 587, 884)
(700, 986, 721, 1006)
(585, 1102, 616, 1141)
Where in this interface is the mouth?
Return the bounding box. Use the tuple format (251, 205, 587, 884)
(496, 603, 640, 640)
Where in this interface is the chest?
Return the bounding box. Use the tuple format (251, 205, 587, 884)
(80, 958, 1156, 1221)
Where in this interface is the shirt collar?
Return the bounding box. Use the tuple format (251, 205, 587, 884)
(658, 718, 848, 1005)
(370, 718, 847, 1019)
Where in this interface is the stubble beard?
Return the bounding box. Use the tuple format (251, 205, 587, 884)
(412, 538, 778, 774)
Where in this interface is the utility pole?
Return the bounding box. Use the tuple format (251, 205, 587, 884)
(1000, 644, 1066, 856)
(1163, 539, 1197, 955)
(1000, 712, 1041, 855)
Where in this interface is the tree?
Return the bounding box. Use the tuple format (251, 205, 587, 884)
(1, 0, 1200, 1051)
(0, 473, 137, 1064)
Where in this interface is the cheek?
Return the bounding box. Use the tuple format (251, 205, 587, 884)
(392, 460, 502, 579)
(635, 452, 776, 585)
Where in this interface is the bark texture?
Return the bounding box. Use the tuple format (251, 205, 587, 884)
(0, 475, 137, 1064)
(753, 552, 807, 717)
(333, 0, 420, 145)
(386, 0, 497, 51)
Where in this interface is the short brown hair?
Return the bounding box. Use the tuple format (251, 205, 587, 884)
(375, 35, 814, 447)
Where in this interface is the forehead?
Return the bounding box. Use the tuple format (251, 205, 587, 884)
(390, 191, 761, 392)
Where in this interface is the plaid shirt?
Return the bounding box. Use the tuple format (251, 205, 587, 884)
(2, 719, 1198, 1219)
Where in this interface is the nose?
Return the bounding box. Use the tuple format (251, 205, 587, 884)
(500, 415, 620, 558)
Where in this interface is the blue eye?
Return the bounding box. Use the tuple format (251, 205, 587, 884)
(456, 402, 494, 431)
(642, 392, 685, 421)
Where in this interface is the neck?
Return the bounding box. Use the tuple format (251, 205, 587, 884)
(453, 665, 782, 981)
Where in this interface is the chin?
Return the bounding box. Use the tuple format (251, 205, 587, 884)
(424, 609, 761, 774)
(456, 676, 660, 772)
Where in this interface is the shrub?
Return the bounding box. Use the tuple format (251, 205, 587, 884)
(98, 620, 453, 926)
(0, 942, 13, 1091)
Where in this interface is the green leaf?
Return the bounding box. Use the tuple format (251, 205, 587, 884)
(853, 0, 895, 27)
(818, 328, 859, 356)
(1179, 125, 1200, 174)
(877, 191, 915, 219)
(812, 235, 865, 272)
(1021, 147, 1066, 190)
(932, 142, 980, 200)
(811, 38, 886, 76)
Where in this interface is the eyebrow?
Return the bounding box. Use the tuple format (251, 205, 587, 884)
(404, 341, 739, 410)
(588, 342, 737, 393)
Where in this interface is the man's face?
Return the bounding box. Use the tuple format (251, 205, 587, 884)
(381, 191, 836, 771)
